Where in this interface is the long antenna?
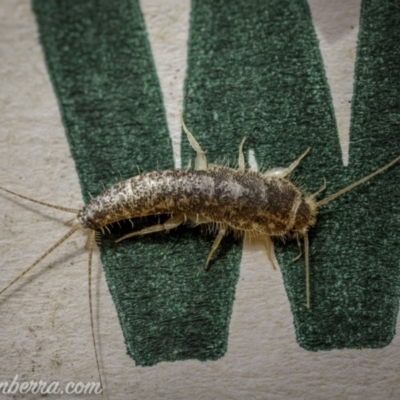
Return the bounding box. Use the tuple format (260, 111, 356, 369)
(0, 225, 80, 296)
(0, 185, 79, 214)
(316, 155, 400, 207)
(87, 230, 104, 394)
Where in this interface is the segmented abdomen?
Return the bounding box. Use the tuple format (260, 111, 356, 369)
(78, 168, 307, 236)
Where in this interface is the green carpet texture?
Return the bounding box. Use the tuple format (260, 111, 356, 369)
(33, 0, 400, 365)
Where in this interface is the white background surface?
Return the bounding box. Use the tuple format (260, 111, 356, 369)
(0, 1, 399, 399)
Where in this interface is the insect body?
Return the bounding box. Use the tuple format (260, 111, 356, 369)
(78, 119, 318, 280)
(81, 168, 315, 242)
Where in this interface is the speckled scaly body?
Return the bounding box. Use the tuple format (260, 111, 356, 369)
(78, 168, 315, 237)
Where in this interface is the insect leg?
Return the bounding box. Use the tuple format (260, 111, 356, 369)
(292, 236, 303, 262)
(304, 234, 310, 309)
(204, 225, 227, 270)
(238, 137, 247, 171)
(264, 148, 311, 178)
(181, 113, 208, 170)
(115, 214, 185, 243)
(261, 235, 278, 270)
(186, 213, 212, 226)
